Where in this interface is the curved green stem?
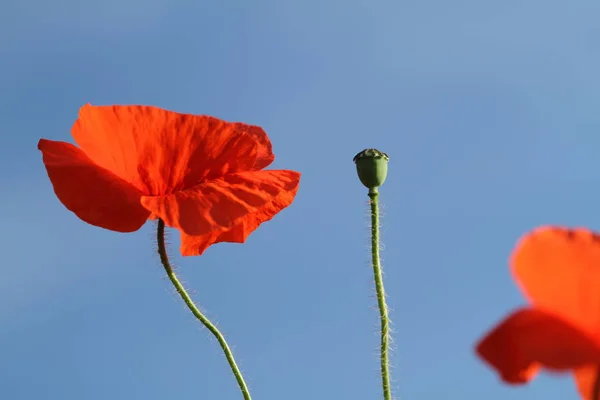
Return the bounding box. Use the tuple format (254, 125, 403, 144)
(368, 190, 392, 400)
(156, 219, 252, 400)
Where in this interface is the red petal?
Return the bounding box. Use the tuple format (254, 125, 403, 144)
(237, 123, 274, 170)
(476, 308, 600, 385)
(38, 139, 150, 232)
(71, 104, 271, 195)
(141, 170, 300, 256)
(178, 177, 299, 256)
(511, 226, 600, 338)
(574, 366, 600, 400)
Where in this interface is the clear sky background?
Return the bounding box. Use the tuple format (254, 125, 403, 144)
(2, 1, 600, 399)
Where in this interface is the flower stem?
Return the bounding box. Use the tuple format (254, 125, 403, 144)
(368, 189, 392, 400)
(156, 219, 252, 400)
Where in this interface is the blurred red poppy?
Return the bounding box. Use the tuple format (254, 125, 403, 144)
(475, 226, 600, 399)
(38, 104, 301, 256)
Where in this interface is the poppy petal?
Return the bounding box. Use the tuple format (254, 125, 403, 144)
(71, 104, 268, 195)
(475, 308, 600, 384)
(38, 139, 150, 232)
(574, 365, 600, 400)
(177, 176, 300, 256)
(238, 123, 274, 170)
(141, 170, 300, 240)
(511, 226, 600, 336)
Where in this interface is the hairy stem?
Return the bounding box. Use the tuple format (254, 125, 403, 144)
(156, 219, 251, 400)
(369, 190, 392, 400)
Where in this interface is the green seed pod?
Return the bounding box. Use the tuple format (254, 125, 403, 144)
(353, 148, 389, 193)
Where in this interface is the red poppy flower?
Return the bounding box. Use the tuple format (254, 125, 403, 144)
(475, 226, 600, 399)
(38, 104, 301, 256)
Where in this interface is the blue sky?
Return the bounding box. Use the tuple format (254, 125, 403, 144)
(2, 0, 600, 399)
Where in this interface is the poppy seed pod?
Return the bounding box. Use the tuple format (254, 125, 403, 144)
(353, 148, 389, 193)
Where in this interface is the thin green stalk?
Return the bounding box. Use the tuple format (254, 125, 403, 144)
(156, 219, 251, 400)
(369, 190, 392, 400)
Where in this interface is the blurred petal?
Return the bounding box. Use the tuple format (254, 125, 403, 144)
(71, 104, 266, 195)
(511, 226, 600, 337)
(141, 170, 300, 239)
(475, 308, 600, 384)
(178, 176, 300, 256)
(574, 365, 600, 400)
(38, 139, 150, 232)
